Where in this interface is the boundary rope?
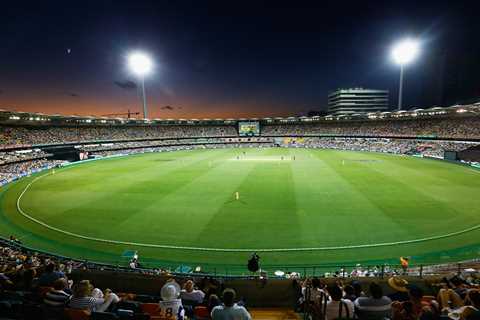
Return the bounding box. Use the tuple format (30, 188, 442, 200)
(15, 170, 480, 253)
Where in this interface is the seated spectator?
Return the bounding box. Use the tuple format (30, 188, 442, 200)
(438, 287, 464, 311)
(355, 282, 392, 320)
(352, 281, 366, 299)
(392, 285, 439, 320)
(207, 294, 221, 313)
(180, 279, 205, 304)
(465, 290, 480, 320)
(302, 278, 327, 304)
(325, 284, 354, 320)
(0, 272, 14, 291)
(68, 280, 120, 313)
(388, 277, 410, 302)
(211, 288, 251, 320)
(344, 285, 357, 302)
(43, 278, 71, 308)
(38, 262, 65, 287)
(446, 289, 480, 320)
(200, 276, 221, 298)
(18, 260, 36, 291)
(449, 276, 470, 300)
(159, 281, 185, 320)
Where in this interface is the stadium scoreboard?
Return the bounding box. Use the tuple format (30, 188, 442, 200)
(238, 121, 260, 136)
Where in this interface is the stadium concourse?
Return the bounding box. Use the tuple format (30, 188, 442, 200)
(0, 104, 480, 319)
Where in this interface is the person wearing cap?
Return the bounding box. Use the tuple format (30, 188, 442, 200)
(387, 277, 410, 302)
(159, 281, 185, 320)
(211, 288, 251, 320)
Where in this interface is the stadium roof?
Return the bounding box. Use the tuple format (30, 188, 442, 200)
(0, 103, 479, 126)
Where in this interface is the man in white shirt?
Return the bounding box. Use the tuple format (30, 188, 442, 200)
(325, 285, 354, 320)
(211, 288, 251, 320)
(180, 280, 205, 304)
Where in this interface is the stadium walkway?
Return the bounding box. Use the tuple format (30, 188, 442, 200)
(250, 308, 301, 320)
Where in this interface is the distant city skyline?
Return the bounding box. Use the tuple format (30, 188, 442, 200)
(1, 1, 479, 118)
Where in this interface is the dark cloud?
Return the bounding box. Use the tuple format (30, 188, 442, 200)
(67, 92, 80, 97)
(160, 105, 174, 110)
(114, 80, 137, 90)
(0, 89, 3, 94)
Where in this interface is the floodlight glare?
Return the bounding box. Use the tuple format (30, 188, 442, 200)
(391, 38, 420, 111)
(391, 39, 420, 65)
(128, 52, 153, 76)
(127, 51, 154, 119)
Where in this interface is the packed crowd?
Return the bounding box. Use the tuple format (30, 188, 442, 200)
(0, 125, 238, 148)
(90, 143, 275, 158)
(0, 239, 251, 320)
(0, 159, 65, 183)
(68, 136, 479, 160)
(2, 237, 479, 320)
(300, 275, 480, 320)
(0, 136, 476, 186)
(282, 137, 479, 158)
(1, 237, 480, 320)
(263, 116, 480, 140)
(1, 115, 479, 150)
(79, 137, 274, 153)
(0, 149, 50, 165)
(91, 145, 204, 158)
(0, 137, 472, 178)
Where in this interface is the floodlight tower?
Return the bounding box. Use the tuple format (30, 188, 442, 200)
(128, 52, 153, 118)
(391, 39, 420, 111)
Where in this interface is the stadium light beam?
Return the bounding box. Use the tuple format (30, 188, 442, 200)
(128, 52, 153, 119)
(391, 38, 420, 111)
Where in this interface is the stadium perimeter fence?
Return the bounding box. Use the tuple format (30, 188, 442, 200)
(1, 236, 478, 280)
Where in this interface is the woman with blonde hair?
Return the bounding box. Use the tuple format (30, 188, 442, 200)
(68, 280, 120, 312)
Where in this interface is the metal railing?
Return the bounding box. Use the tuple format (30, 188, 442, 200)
(1, 236, 478, 279)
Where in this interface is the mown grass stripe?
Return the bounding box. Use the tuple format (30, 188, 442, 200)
(16, 171, 480, 252)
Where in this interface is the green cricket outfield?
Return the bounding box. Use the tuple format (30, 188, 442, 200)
(1, 147, 479, 274)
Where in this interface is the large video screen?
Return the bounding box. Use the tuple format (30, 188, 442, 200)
(238, 121, 260, 136)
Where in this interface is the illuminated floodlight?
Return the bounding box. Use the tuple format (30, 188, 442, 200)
(391, 38, 420, 65)
(127, 51, 154, 118)
(391, 38, 420, 111)
(128, 52, 153, 76)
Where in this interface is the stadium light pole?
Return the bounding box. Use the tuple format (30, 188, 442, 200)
(128, 52, 153, 119)
(391, 38, 420, 111)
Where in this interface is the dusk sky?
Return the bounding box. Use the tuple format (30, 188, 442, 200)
(1, 0, 479, 119)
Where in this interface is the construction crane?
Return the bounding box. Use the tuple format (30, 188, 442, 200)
(101, 109, 140, 119)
